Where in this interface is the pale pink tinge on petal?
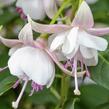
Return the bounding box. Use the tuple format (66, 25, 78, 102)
(87, 27, 109, 36)
(0, 36, 23, 48)
(72, 1, 94, 28)
(78, 30, 108, 51)
(28, 16, 71, 33)
(43, 0, 57, 19)
(83, 53, 98, 66)
(18, 23, 33, 42)
(80, 46, 97, 59)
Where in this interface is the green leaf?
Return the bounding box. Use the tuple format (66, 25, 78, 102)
(0, 76, 16, 96)
(89, 51, 109, 90)
(79, 84, 109, 109)
(0, 8, 18, 25)
(28, 89, 58, 105)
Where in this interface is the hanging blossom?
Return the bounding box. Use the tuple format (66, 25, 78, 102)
(0, 17, 84, 108)
(0, 23, 55, 109)
(28, 1, 109, 95)
(16, 0, 57, 20)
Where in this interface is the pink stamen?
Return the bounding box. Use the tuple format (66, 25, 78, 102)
(13, 79, 21, 89)
(85, 65, 90, 77)
(29, 81, 44, 96)
(16, 7, 27, 19)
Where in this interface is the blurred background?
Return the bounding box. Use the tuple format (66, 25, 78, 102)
(0, 0, 109, 109)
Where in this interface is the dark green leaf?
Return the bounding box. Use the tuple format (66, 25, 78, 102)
(0, 76, 16, 96)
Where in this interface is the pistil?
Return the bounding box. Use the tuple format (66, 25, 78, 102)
(12, 79, 28, 109)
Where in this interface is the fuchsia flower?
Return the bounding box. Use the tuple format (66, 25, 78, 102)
(9, 46, 55, 109)
(0, 17, 85, 108)
(16, 0, 57, 20)
(28, 1, 109, 95)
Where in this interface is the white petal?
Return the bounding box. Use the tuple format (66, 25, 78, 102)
(83, 53, 98, 66)
(16, 0, 46, 20)
(8, 46, 55, 86)
(78, 30, 108, 51)
(48, 34, 67, 61)
(46, 68, 55, 88)
(80, 46, 97, 59)
(72, 1, 94, 28)
(66, 44, 79, 59)
(50, 32, 67, 51)
(62, 27, 79, 55)
(18, 23, 33, 42)
(43, 0, 57, 19)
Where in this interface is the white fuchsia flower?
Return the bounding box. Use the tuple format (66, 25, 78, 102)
(28, 1, 109, 95)
(8, 46, 55, 109)
(16, 0, 57, 20)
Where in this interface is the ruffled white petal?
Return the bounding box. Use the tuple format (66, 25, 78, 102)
(72, 1, 94, 28)
(43, 0, 57, 19)
(83, 53, 98, 66)
(66, 44, 79, 59)
(78, 30, 108, 51)
(62, 27, 79, 55)
(18, 23, 33, 42)
(48, 34, 67, 61)
(16, 0, 45, 20)
(80, 46, 98, 59)
(8, 46, 55, 86)
(50, 31, 68, 51)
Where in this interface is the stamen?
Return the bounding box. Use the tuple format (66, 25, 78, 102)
(73, 58, 81, 95)
(16, 7, 27, 19)
(12, 79, 28, 109)
(64, 60, 71, 69)
(29, 82, 44, 96)
(85, 65, 90, 77)
(80, 60, 84, 72)
(13, 79, 21, 89)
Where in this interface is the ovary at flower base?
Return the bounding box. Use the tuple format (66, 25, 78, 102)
(28, 1, 109, 95)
